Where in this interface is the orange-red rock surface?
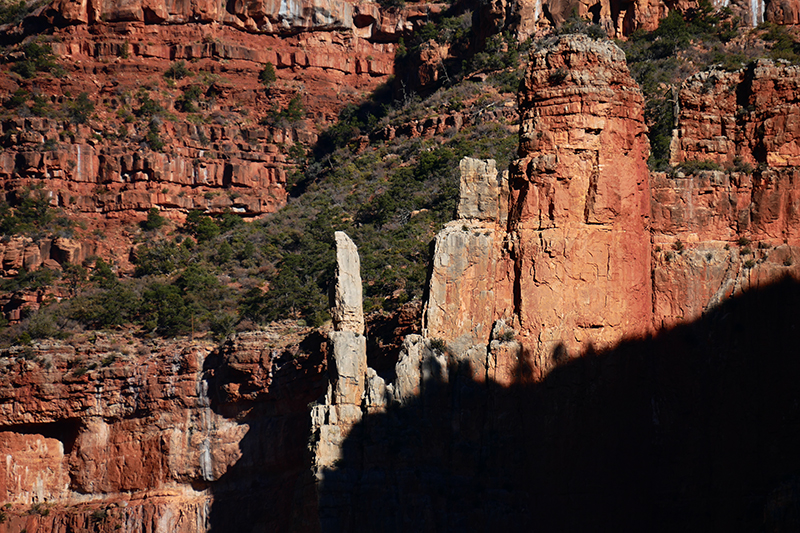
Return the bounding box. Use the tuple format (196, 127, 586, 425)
(0, 0, 442, 276)
(426, 34, 800, 382)
(0, 325, 326, 532)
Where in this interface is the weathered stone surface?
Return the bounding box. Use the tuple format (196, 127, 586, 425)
(425, 223, 515, 353)
(327, 331, 367, 407)
(0, 326, 326, 532)
(675, 61, 800, 170)
(425, 156, 515, 353)
(509, 34, 653, 375)
(457, 157, 508, 223)
(330, 231, 364, 335)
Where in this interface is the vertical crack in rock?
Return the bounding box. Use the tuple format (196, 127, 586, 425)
(510, 34, 653, 375)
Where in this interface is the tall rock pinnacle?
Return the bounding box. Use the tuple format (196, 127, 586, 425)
(511, 34, 653, 374)
(330, 231, 365, 335)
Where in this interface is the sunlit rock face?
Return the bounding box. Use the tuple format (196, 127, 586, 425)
(508, 35, 653, 377)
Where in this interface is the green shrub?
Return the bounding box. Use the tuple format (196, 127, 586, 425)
(4, 88, 29, 109)
(164, 60, 191, 80)
(0, 188, 58, 236)
(90, 258, 118, 288)
(145, 122, 164, 151)
(430, 338, 447, 352)
(140, 207, 166, 231)
(140, 283, 192, 336)
(0, 0, 29, 25)
(30, 93, 55, 117)
(497, 330, 516, 342)
(65, 92, 95, 124)
(761, 22, 800, 63)
(176, 84, 203, 112)
(134, 240, 188, 276)
(68, 283, 138, 328)
(556, 15, 607, 39)
(135, 93, 164, 118)
(677, 160, 723, 174)
(259, 62, 277, 86)
(10, 42, 62, 79)
(183, 210, 220, 242)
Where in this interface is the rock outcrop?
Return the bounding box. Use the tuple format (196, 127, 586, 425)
(427, 35, 655, 379)
(309, 34, 800, 531)
(425, 35, 800, 378)
(676, 60, 800, 171)
(7, 26, 800, 533)
(424, 158, 514, 354)
(0, 325, 326, 532)
(330, 232, 365, 336)
(311, 232, 368, 473)
(512, 35, 653, 374)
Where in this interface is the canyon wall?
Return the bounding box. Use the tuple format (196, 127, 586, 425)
(0, 326, 326, 532)
(422, 33, 800, 374)
(3, 6, 800, 531)
(0, 0, 418, 276)
(310, 34, 800, 531)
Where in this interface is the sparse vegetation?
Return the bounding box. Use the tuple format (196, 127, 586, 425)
(164, 60, 191, 80)
(259, 62, 277, 86)
(619, 1, 745, 170)
(140, 207, 166, 231)
(10, 41, 62, 79)
(676, 160, 724, 174)
(65, 92, 95, 124)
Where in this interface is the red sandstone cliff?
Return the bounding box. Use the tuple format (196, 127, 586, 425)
(423, 34, 800, 379)
(0, 324, 326, 532)
(3, 7, 800, 532)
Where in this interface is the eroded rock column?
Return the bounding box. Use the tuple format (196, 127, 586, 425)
(511, 34, 653, 377)
(312, 232, 368, 471)
(424, 158, 515, 355)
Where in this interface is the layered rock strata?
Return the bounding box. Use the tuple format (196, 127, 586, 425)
(309, 36, 800, 532)
(0, 326, 326, 532)
(511, 35, 653, 373)
(426, 34, 800, 377)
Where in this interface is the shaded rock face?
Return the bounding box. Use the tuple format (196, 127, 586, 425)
(310, 36, 800, 533)
(317, 279, 800, 532)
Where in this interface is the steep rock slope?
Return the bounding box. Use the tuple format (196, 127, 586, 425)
(0, 326, 326, 532)
(0, 0, 427, 274)
(423, 34, 800, 373)
(309, 37, 800, 533)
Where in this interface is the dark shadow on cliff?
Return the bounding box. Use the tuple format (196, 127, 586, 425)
(318, 277, 800, 532)
(202, 331, 328, 533)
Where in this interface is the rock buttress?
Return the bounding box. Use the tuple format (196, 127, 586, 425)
(424, 158, 515, 355)
(510, 34, 653, 377)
